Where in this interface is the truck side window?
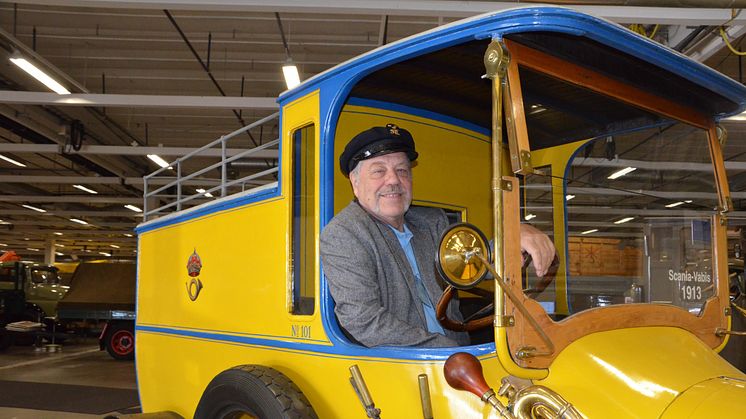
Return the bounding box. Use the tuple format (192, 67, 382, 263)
(291, 124, 316, 315)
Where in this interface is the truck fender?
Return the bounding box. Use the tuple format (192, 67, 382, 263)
(194, 365, 318, 419)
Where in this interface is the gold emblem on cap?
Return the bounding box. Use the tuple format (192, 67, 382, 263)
(386, 124, 400, 136)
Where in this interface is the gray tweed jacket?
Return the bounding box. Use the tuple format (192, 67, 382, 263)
(320, 201, 469, 347)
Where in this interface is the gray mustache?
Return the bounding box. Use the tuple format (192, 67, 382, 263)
(377, 186, 404, 196)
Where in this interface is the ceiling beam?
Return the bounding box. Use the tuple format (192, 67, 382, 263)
(0, 220, 135, 227)
(0, 91, 279, 109)
(0, 143, 278, 158)
(10, 1, 746, 24)
(526, 205, 746, 217)
(0, 195, 141, 204)
(0, 175, 133, 184)
(2, 237, 136, 245)
(572, 157, 746, 172)
(524, 184, 746, 199)
(684, 24, 746, 62)
(0, 209, 142, 217)
(0, 175, 271, 185)
(0, 106, 135, 179)
(0, 229, 134, 235)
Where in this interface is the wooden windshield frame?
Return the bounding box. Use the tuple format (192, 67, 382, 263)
(499, 39, 730, 369)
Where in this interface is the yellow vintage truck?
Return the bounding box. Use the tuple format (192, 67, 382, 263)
(135, 6, 746, 418)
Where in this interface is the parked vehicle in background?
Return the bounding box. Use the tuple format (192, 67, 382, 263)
(56, 262, 136, 360)
(54, 262, 79, 286)
(0, 256, 69, 349)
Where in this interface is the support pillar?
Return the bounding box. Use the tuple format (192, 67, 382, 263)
(44, 238, 56, 265)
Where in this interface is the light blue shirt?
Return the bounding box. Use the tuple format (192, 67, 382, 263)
(390, 224, 446, 335)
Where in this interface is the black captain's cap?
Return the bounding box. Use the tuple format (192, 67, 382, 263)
(339, 123, 418, 176)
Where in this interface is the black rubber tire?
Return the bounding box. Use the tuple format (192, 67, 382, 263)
(104, 322, 135, 361)
(194, 365, 318, 419)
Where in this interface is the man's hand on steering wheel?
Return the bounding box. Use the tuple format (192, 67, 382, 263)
(520, 224, 555, 277)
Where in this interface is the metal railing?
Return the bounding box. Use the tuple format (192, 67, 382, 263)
(143, 112, 280, 221)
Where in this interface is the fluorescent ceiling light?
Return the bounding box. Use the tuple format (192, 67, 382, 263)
(524, 213, 537, 221)
(196, 188, 214, 198)
(566, 194, 575, 201)
(55, 252, 64, 256)
(56, 244, 65, 248)
(54, 232, 63, 236)
(70, 218, 88, 225)
(282, 59, 301, 89)
(124, 204, 142, 213)
(0, 153, 27, 167)
(0, 243, 7, 246)
(614, 217, 634, 224)
(26, 248, 40, 252)
(124, 233, 133, 237)
(607, 166, 637, 180)
(581, 229, 598, 235)
(10, 56, 70, 94)
(665, 200, 692, 208)
(147, 154, 171, 169)
(22, 204, 46, 213)
(73, 184, 98, 194)
(99, 252, 111, 257)
(110, 244, 120, 249)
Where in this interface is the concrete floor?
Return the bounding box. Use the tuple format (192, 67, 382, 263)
(0, 337, 139, 418)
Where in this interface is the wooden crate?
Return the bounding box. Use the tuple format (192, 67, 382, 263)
(568, 237, 638, 277)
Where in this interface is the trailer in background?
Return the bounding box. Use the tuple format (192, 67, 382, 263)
(56, 262, 136, 360)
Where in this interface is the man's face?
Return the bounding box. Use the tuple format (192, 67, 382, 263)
(350, 152, 412, 229)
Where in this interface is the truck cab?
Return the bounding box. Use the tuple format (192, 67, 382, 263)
(135, 6, 746, 418)
(0, 261, 68, 322)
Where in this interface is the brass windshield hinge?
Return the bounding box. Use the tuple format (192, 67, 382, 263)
(716, 197, 731, 225)
(496, 315, 515, 327)
(491, 179, 513, 191)
(515, 346, 538, 359)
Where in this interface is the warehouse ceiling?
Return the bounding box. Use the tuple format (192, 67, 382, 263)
(1, 0, 746, 262)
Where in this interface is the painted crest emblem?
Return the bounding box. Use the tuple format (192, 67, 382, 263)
(186, 249, 202, 277)
(186, 249, 204, 301)
(386, 123, 400, 136)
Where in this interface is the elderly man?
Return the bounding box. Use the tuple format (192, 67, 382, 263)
(320, 124, 555, 348)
